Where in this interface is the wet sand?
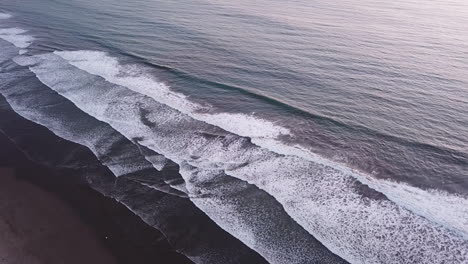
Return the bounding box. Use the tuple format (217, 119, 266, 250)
(0, 134, 192, 264)
(0, 167, 117, 264)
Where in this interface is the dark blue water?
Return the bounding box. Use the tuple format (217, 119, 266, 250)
(1, 0, 467, 263)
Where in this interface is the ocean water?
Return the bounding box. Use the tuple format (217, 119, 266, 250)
(0, 0, 467, 263)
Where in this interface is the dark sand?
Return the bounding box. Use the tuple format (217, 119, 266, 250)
(0, 133, 192, 264)
(0, 167, 117, 264)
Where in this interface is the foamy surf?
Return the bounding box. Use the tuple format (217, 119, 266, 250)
(178, 163, 346, 264)
(55, 50, 468, 241)
(54, 50, 291, 139)
(0, 14, 33, 51)
(16, 51, 468, 264)
(0, 28, 34, 50)
(253, 138, 468, 240)
(0, 13, 12, 19)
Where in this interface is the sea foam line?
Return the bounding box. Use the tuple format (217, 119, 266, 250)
(0, 13, 31, 53)
(253, 138, 468, 240)
(0, 27, 34, 51)
(0, 13, 12, 19)
(54, 50, 290, 139)
(55, 50, 468, 240)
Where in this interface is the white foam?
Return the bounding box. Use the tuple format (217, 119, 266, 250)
(178, 163, 344, 264)
(20, 51, 468, 263)
(252, 138, 468, 239)
(0, 13, 12, 19)
(228, 154, 468, 264)
(0, 28, 26, 35)
(0, 27, 34, 49)
(55, 50, 290, 139)
(143, 153, 167, 171)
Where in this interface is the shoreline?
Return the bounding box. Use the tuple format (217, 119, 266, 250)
(0, 167, 117, 264)
(0, 133, 192, 264)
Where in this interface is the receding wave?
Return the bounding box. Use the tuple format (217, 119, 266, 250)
(10, 48, 467, 264)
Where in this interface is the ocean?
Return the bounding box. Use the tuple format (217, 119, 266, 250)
(0, 0, 467, 263)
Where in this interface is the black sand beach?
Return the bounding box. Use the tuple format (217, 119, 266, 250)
(0, 133, 192, 264)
